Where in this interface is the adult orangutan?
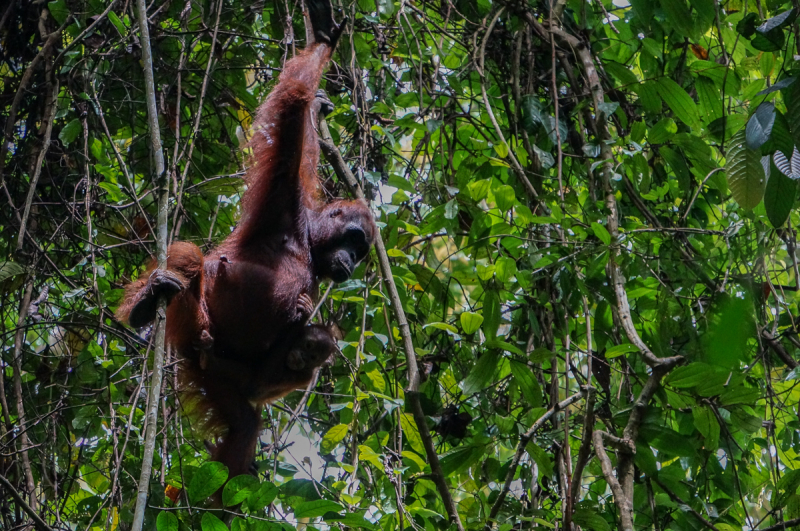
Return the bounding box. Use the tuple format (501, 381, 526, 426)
(117, 0, 375, 477)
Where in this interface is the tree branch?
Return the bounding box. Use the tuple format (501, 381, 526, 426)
(131, 0, 170, 528)
(0, 472, 53, 531)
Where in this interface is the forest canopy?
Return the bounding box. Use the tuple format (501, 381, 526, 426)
(3, 0, 800, 530)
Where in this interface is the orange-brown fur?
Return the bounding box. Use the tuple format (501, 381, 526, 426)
(118, 14, 375, 479)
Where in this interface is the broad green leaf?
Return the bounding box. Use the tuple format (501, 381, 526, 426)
(696, 76, 722, 121)
(764, 162, 796, 228)
(460, 311, 484, 334)
(692, 406, 720, 450)
(156, 512, 178, 531)
(200, 513, 227, 531)
(0, 261, 25, 282)
(188, 462, 228, 504)
(462, 351, 500, 395)
(59, 119, 82, 146)
(746, 102, 775, 150)
(525, 441, 554, 478)
(784, 77, 800, 147)
(222, 475, 258, 507)
(423, 322, 459, 334)
(726, 128, 766, 209)
(666, 362, 715, 389)
(510, 360, 542, 407)
(704, 295, 753, 369)
(529, 347, 555, 363)
(439, 445, 483, 475)
(648, 117, 677, 144)
(659, 0, 695, 39)
(591, 222, 611, 245)
(400, 413, 424, 454)
(482, 289, 501, 338)
(320, 424, 348, 455)
(246, 481, 278, 511)
(107, 11, 126, 36)
(776, 469, 800, 508)
(495, 256, 517, 283)
(494, 184, 516, 211)
(293, 499, 344, 518)
(468, 179, 490, 201)
(485, 339, 525, 356)
(605, 343, 639, 358)
(730, 409, 762, 433)
(634, 81, 661, 113)
(757, 9, 796, 33)
(572, 509, 611, 531)
(656, 78, 700, 128)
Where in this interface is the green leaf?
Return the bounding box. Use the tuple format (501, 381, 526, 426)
(462, 351, 500, 395)
(188, 461, 228, 504)
(746, 102, 775, 150)
(525, 441, 554, 478)
(648, 117, 677, 144)
(59, 119, 82, 146)
(730, 409, 762, 433)
(605, 343, 639, 358)
(324, 513, 377, 530)
(757, 9, 796, 33)
(572, 508, 611, 531)
(200, 513, 228, 531)
(666, 362, 715, 389)
(656, 78, 700, 129)
(156, 512, 178, 531)
(510, 360, 542, 407)
(468, 179, 491, 201)
(321, 424, 349, 455)
(485, 339, 525, 356)
(696, 77, 722, 121)
(704, 294, 753, 369)
(222, 475, 258, 507)
(423, 322, 459, 335)
(752, 29, 785, 52)
(692, 406, 720, 451)
(635, 81, 662, 114)
(726, 128, 767, 209)
(48, 0, 69, 24)
(400, 413, 424, 454)
(784, 78, 800, 148)
(659, 0, 695, 39)
(776, 469, 800, 508)
(0, 261, 26, 282)
(529, 347, 555, 363)
(293, 499, 344, 518)
(460, 311, 484, 334)
(439, 445, 483, 475)
(482, 289, 501, 338)
(762, 110, 794, 159)
(764, 162, 796, 228)
(494, 184, 516, 211)
(591, 222, 611, 245)
(107, 11, 126, 36)
(246, 481, 278, 511)
(495, 256, 517, 283)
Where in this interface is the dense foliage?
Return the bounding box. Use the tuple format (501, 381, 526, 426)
(4, 0, 800, 530)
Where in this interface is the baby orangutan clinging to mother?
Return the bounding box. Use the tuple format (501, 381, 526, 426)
(117, 0, 375, 478)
